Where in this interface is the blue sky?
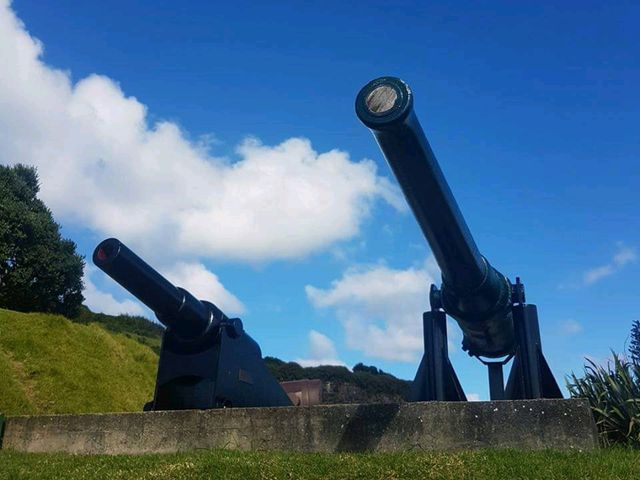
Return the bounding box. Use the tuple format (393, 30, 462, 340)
(1, 0, 638, 399)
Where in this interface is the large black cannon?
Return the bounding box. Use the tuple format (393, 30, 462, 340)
(93, 238, 292, 410)
(356, 77, 562, 401)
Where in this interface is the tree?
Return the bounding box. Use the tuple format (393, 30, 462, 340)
(0, 164, 84, 316)
(353, 362, 386, 376)
(630, 320, 640, 364)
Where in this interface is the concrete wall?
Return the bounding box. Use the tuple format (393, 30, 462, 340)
(1, 399, 598, 455)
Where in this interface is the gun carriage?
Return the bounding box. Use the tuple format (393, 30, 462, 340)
(93, 238, 292, 410)
(356, 77, 562, 401)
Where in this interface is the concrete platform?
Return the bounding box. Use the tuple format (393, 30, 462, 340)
(0, 399, 598, 455)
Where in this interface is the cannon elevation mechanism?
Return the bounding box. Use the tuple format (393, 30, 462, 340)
(93, 238, 292, 410)
(356, 77, 562, 401)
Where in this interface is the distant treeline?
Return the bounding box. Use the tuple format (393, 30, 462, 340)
(264, 357, 410, 404)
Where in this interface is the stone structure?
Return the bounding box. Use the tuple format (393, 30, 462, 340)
(1, 399, 597, 455)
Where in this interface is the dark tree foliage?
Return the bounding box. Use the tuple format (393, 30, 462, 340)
(0, 164, 84, 317)
(263, 357, 306, 382)
(353, 362, 387, 375)
(303, 365, 353, 383)
(630, 320, 640, 364)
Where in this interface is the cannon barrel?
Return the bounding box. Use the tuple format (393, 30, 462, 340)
(93, 238, 226, 341)
(356, 77, 514, 357)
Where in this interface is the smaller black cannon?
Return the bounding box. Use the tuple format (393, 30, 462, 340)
(356, 77, 562, 401)
(93, 238, 292, 410)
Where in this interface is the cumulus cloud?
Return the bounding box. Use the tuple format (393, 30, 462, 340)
(0, 1, 403, 264)
(162, 262, 244, 315)
(0, 2, 409, 319)
(295, 330, 346, 367)
(583, 244, 637, 285)
(83, 266, 146, 316)
(466, 393, 481, 401)
(305, 259, 453, 362)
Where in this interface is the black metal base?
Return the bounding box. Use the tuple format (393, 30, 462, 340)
(147, 327, 292, 410)
(408, 285, 562, 402)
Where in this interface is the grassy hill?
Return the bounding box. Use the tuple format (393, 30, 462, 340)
(72, 305, 163, 354)
(0, 308, 157, 415)
(0, 307, 411, 415)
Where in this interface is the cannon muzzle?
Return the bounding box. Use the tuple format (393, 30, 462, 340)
(356, 77, 514, 357)
(93, 238, 226, 341)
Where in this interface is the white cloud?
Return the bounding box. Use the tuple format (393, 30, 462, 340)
(559, 319, 583, 335)
(583, 244, 637, 285)
(295, 330, 346, 367)
(162, 262, 244, 315)
(0, 1, 403, 264)
(466, 393, 481, 401)
(85, 261, 243, 319)
(83, 266, 146, 316)
(305, 259, 453, 362)
(613, 246, 637, 267)
(583, 265, 614, 285)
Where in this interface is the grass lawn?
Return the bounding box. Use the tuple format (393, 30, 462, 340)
(0, 448, 638, 479)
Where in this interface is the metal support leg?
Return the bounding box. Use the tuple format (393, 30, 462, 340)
(487, 362, 505, 400)
(408, 310, 466, 401)
(505, 303, 562, 399)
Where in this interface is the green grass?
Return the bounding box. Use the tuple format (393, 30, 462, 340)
(0, 308, 157, 415)
(0, 449, 639, 479)
(71, 306, 163, 354)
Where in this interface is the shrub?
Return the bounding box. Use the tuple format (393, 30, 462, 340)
(567, 353, 640, 447)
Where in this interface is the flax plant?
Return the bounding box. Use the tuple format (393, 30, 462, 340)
(568, 353, 640, 447)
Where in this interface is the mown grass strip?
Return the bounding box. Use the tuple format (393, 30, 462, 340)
(1, 448, 639, 480)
